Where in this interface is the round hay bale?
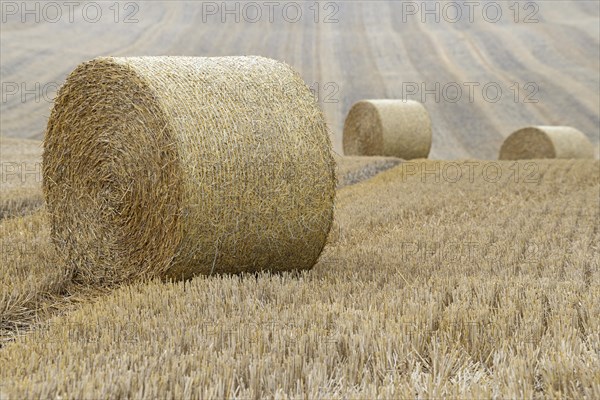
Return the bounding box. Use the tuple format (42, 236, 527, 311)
(342, 100, 432, 159)
(499, 126, 594, 160)
(43, 56, 336, 285)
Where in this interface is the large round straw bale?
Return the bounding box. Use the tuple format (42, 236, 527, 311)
(342, 100, 432, 159)
(43, 56, 336, 285)
(499, 126, 594, 160)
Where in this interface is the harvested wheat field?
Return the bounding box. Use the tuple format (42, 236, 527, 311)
(1, 1, 599, 398)
(0, 139, 402, 342)
(1, 158, 599, 398)
(1, 2, 599, 158)
(0, 138, 44, 219)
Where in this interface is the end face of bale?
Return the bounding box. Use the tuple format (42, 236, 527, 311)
(499, 126, 594, 160)
(43, 58, 183, 285)
(342, 101, 385, 156)
(43, 56, 336, 285)
(343, 100, 432, 160)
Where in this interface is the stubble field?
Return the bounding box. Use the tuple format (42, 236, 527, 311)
(1, 138, 598, 398)
(1, 1, 599, 398)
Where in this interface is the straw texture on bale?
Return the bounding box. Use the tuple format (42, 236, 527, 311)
(43, 56, 336, 285)
(499, 126, 594, 160)
(342, 100, 432, 159)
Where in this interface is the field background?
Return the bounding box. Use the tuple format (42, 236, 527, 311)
(1, 0, 599, 158)
(1, 1, 600, 398)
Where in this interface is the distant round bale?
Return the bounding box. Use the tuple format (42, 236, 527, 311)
(43, 56, 336, 285)
(342, 100, 432, 159)
(499, 126, 594, 160)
